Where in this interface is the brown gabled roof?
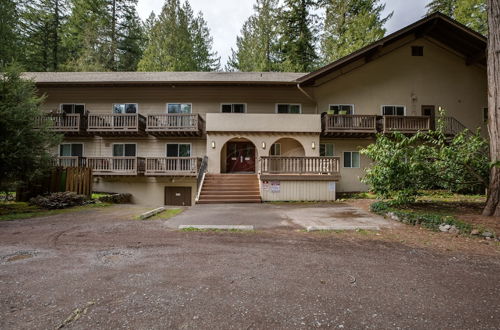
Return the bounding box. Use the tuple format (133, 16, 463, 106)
(24, 71, 306, 86)
(297, 12, 487, 85)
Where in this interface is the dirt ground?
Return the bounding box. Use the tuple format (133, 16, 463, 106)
(0, 205, 499, 329)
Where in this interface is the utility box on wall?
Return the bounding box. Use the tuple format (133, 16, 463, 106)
(260, 180, 336, 201)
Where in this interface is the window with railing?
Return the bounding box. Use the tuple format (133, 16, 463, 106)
(60, 143, 83, 157)
(221, 103, 246, 113)
(167, 103, 192, 114)
(320, 143, 334, 157)
(328, 104, 353, 115)
(270, 143, 281, 156)
(113, 143, 136, 156)
(113, 103, 138, 114)
(166, 143, 191, 157)
(61, 104, 85, 114)
(276, 104, 301, 114)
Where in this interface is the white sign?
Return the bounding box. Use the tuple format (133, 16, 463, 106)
(271, 181, 280, 193)
(328, 182, 336, 192)
(262, 181, 269, 191)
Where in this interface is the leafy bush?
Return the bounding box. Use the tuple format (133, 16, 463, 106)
(98, 193, 132, 204)
(360, 111, 489, 205)
(29, 192, 89, 209)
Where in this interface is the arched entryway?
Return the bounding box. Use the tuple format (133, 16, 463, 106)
(221, 138, 257, 173)
(269, 138, 306, 157)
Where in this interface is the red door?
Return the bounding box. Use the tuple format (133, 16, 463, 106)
(226, 142, 255, 172)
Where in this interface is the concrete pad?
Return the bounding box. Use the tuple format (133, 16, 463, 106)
(284, 205, 394, 230)
(178, 225, 254, 230)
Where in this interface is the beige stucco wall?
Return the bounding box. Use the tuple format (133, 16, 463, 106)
(38, 85, 317, 116)
(206, 133, 320, 173)
(260, 180, 336, 201)
(320, 139, 373, 192)
(206, 113, 321, 133)
(94, 176, 197, 206)
(313, 37, 487, 132)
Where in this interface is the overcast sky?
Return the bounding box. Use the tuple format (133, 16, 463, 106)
(137, 0, 433, 66)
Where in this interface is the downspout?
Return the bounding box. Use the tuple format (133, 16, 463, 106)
(296, 83, 318, 114)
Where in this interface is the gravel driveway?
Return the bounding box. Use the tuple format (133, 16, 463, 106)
(0, 205, 499, 329)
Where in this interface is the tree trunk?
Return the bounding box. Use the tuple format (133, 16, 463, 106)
(483, 0, 500, 216)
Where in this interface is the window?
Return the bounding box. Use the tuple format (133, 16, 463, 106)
(61, 104, 85, 115)
(328, 104, 353, 115)
(113, 103, 138, 114)
(270, 143, 281, 156)
(59, 143, 83, 157)
(411, 46, 424, 56)
(221, 103, 246, 113)
(483, 107, 488, 123)
(343, 151, 360, 168)
(167, 103, 192, 114)
(277, 104, 301, 114)
(320, 143, 334, 157)
(166, 143, 191, 157)
(113, 144, 136, 157)
(382, 105, 405, 116)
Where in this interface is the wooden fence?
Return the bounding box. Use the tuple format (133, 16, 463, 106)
(16, 166, 93, 201)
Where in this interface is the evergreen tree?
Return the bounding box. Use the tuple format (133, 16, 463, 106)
(0, 0, 21, 65)
(227, 0, 280, 72)
(321, 0, 392, 63)
(426, 0, 487, 35)
(20, 0, 69, 71)
(138, 0, 219, 72)
(116, 3, 145, 71)
(278, 0, 319, 72)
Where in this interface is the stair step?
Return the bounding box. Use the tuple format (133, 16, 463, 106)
(198, 174, 261, 204)
(201, 190, 260, 195)
(197, 199, 261, 204)
(199, 195, 261, 200)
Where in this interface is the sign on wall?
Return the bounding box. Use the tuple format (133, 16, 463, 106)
(270, 181, 280, 193)
(262, 181, 269, 191)
(328, 182, 336, 192)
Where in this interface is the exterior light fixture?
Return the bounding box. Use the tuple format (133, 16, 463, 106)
(311, 142, 316, 150)
(211, 141, 216, 149)
(262, 142, 266, 149)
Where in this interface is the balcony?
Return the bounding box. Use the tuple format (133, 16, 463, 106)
(34, 114, 85, 134)
(86, 157, 145, 176)
(145, 157, 202, 176)
(206, 113, 321, 133)
(55, 156, 87, 167)
(322, 115, 377, 136)
(259, 156, 341, 180)
(146, 114, 204, 136)
(87, 114, 146, 135)
(383, 116, 430, 133)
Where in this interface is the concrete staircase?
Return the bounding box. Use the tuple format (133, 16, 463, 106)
(197, 174, 261, 204)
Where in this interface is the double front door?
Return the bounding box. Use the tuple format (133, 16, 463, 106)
(226, 142, 255, 173)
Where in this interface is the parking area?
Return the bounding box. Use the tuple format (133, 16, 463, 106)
(164, 202, 396, 230)
(0, 204, 499, 329)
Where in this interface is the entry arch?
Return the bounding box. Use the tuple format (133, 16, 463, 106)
(268, 137, 306, 157)
(220, 137, 257, 173)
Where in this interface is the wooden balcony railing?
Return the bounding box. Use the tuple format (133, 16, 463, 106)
(146, 114, 203, 135)
(86, 157, 145, 175)
(145, 157, 202, 176)
(55, 156, 86, 167)
(322, 115, 377, 133)
(34, 114, 82, 132)
(87, 114, 146, 132)
(260, 156, 340, 175)
(383, 115, 430, 133)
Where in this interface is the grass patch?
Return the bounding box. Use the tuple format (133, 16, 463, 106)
(338, 192, 377, 200)
(179, 227, 255, 233)
(142, 208, 183, 220)
(91, 193, 112, 199)
(0, 201, 111, 221)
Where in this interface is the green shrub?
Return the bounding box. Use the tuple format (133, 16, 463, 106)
(29, 192, 89, 209)
(98, 193, 132, 204)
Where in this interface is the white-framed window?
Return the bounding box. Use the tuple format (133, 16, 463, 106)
(167, 103, 192, 114)
(60, 104, 85, 115)
(343, 151, 360, 168)
(276, 104, 301, 114)
(483, 107, 488, 123)
(320, 143, 334, 157)
(59, 143, 83, 157)
(113, 103, 138, 114)
(112, 143, 136, 157)
(382, 105, 405, 116)
(166, 143, 191, 157)
(270, 143, 281, 156)
(221, 103, 246, 113)
(328, 104, 354, 115)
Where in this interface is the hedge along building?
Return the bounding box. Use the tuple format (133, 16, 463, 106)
(29, 13, 488, 206)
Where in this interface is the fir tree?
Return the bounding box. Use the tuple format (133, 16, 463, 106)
(138, 0, 219, 72)
(0, 0, 21, 65)
(321, 0, 392, 63)
(227, 0, 280, 72)
(278, 0, 319, 72)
